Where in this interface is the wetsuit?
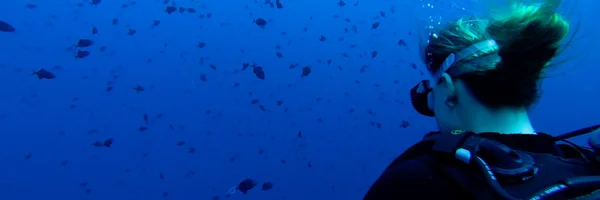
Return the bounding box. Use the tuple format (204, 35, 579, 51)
(364, 132, 564, 200)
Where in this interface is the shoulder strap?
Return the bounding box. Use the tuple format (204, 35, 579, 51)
(388, 131, 497, 199)
(388, 130, 474, 167)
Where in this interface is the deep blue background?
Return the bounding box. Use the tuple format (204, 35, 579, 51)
(0, 0, 598, 200)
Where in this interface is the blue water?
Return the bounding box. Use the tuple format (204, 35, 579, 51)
(0, 0, 599, 200)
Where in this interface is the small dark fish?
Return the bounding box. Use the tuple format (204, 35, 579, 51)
(33, 68, 56, 79)
(397, 39, 407, 46)
(112, 18, 119, 25)
(261, 182, 274, 191)
(319, 35, 326, 42)
(301, 66, 311, 77)
(91, 26, 98, 34)
(242, 63, 250, 71)
(178, 7, 186, 13)
(371, 22, 380, 29)
(401, 120, 410, 128)
(253, 18, 267, 27)
(236, 178, 258, 194)
(143, 113, 148, 123)
(25, 3, 37, 9)
(77, 39, 94, 47)
(138, 126, 148, 132)
(103, 138, 114, 147)
(92, 141, 103, 147)
(75, 50, 90, 58)
(165, 6, 177, 14)
(152, 20, 160, 26)
(133, 84, 144, 92)
(253, 66, 265, 80)
(127, 29, 136, 35)
(0, 20, 16, 32)
(24, 152, 32, 160)
(91, 0, 101, 5)
(187, 8, 196, 13)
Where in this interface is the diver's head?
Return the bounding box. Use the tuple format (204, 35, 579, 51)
(411, 2, 570, 133)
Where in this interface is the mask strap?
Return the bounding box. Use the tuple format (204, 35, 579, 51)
(431, 40, 498, 83)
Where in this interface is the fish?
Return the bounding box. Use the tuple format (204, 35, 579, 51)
(0, 20, 15, 32)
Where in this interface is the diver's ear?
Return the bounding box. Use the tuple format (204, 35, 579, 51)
(440, 73, 455, 93)
(440, 73, 458, 107)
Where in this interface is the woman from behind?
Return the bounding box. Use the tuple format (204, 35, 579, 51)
(364, 0, 583, 199)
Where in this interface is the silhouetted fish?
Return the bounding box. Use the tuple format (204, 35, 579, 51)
(236, 178, 257, 194)
(77, 39, 94, 47)
(0, 20, 15, 32)
(33, 68, 55, 79)
(261, 182, 274, 191)
(253, 18, 268, 29)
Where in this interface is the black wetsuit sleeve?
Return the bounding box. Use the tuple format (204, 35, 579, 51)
(364, 159, 466, 200)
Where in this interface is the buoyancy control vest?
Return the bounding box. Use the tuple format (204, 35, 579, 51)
(388, 124, 600, 200)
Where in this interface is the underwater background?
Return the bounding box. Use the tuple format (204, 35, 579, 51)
(0, 0, 598, 200)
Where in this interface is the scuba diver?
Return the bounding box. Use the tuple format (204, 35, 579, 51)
(364, 1, 600, 200)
